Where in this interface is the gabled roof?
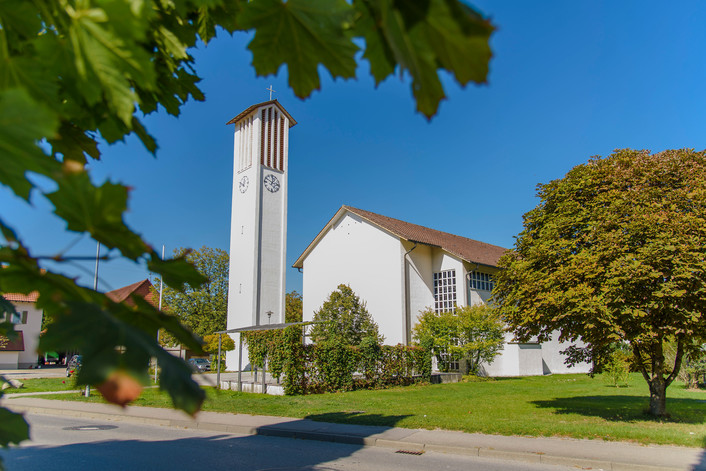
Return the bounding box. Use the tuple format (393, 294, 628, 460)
(2, 292, 39, 303)
(226, 99, 297, 127)
(106, 279, 155, 307)
(293, 205, 508, 269)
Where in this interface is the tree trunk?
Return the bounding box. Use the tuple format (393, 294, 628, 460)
(634, 340, 683, 417)
(648, 376, 668, 416)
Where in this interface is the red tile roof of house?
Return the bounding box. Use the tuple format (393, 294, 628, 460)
(0, 331, 24, 352)
(2, 292, 39, 303)
(106, 279, 155, 307)
(293, 206, 509, 268)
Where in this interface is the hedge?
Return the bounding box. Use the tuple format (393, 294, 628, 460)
(242, 326, 431, 395)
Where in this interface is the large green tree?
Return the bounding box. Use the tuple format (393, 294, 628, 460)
(156, 247, 229, 338)
(493, 149, 706, 416)
(310, 284, 382, 345)
(0, 0, 494, 463)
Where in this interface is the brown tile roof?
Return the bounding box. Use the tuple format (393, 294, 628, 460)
(226, 100, 297, 127)
(293, 206, 509, 268)
(106, 279, 155, 307)
(2, 292, 39, 303)
(0, 331, 24, 352)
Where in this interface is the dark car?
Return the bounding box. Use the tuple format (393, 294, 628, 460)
(187, 357, 211, 373)
(65, 354, 82, 377)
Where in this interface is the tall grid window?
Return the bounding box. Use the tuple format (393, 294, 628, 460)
(469, 271, 494, 291)
(433, 269, 457, 313)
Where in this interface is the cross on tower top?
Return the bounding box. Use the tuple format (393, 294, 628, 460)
(266, 85, 275, 100)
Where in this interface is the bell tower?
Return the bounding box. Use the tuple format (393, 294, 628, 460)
(225, 100, 296, 356)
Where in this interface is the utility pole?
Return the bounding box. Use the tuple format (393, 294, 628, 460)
(86, 242, 101, 397)
(155, 245, 164, 383)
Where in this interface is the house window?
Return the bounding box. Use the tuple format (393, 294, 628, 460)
(433, 269, 457, 313)
(469, 271, 494, 292)
(9, 311, 25, 324)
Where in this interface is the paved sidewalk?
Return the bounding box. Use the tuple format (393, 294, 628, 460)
(2, 396, 704, 471)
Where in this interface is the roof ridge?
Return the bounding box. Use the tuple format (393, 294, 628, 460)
(342, 205, 508, 251)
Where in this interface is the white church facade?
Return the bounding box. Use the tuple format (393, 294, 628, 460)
(293, 206, 591, 376)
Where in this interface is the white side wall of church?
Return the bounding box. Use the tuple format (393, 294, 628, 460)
(403, 242, 434, 338)
(539, 333, 592, 374)
(302, 213, 406, 345)
(481, 340, 521, 377)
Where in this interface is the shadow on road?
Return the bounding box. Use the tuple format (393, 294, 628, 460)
(2, 434, 376, 470)
(1, 413, 413, 471)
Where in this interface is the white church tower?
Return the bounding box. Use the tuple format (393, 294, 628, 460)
(225, 100, 296, 365)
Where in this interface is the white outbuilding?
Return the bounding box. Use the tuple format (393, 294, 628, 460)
(293, 205, 590, 376)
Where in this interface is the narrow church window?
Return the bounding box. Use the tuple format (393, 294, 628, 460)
(433, 269, 456, 313)
(469, 271, 494, 292)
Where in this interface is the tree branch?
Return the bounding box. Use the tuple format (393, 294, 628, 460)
(665, 337, 684, 387)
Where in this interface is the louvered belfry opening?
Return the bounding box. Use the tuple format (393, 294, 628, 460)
(260, 106, 285, 171)
(236, 115, 254, 173)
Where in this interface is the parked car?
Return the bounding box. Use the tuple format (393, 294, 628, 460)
(65, 355, 82, 377)
(187, 357, 211, 373)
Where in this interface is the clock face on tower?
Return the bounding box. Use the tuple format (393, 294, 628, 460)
(239, 176, 249, 193)
(264, 174, 280, 193)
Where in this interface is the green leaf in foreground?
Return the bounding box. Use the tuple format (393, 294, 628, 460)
(148, 254, 207, 292)
(241, 0, 358, 98)
(0, 89, 59, 200)
(0, 402, 29, 471)
(353, 0, 493, 118)
(46, 173, 149, 260)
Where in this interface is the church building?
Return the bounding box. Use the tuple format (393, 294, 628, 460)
(293, 205, 590, 376)
(224, 99, 588, 377)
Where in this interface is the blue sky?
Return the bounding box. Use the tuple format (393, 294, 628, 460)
(3, 0, 706, 294)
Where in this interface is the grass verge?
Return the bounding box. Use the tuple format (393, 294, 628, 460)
(33, 373, 706, 447)
(2, 377, 78, 394)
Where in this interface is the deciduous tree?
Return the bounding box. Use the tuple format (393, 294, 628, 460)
(155, 247, 229, 339)
(285, 291, 303, 323)
(413, 305, 504, 374)
(203, 333, 235, 370)
(493, 149, 706, 416)
(311, 284, 381, 345)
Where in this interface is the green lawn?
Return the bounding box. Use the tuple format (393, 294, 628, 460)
(3, 377, 78, 394)
(33, 373, 706, 447)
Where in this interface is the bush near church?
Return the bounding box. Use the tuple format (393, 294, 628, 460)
(310, 284, 383, 345)
(413, 305, 504, 374)
(243, 326, 431, 395)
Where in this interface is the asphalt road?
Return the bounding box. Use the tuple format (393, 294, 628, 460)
(2, 414, 577, 471)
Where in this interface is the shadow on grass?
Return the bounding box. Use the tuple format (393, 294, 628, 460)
(305, 411, 411, 428)
(532, 395, 706, 424)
